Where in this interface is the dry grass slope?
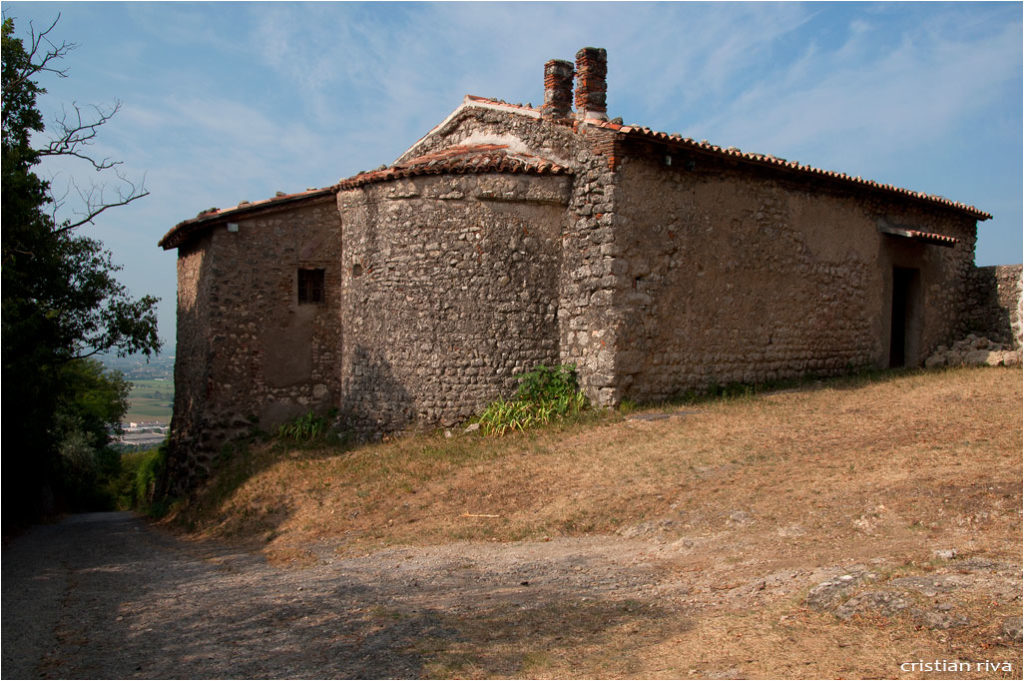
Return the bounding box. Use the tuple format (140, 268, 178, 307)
(170, 367, 1022, 679)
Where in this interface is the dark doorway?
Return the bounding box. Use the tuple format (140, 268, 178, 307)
(890, 267, 920, 368)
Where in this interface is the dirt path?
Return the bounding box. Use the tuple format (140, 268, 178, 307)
(1, 512, 688, 678)
(3, 510, 1021, 679)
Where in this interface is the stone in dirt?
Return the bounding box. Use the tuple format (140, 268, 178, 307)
(1001, 616, 1023, 643)
(834, 590, 911, 620)
(804, 570, 873, 610)
(925, 334, 1022, 368)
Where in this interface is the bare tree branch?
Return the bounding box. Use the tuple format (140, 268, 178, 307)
(53, 170, 149, 233)
(45, 173, 72, 225)
(5, 12, 150, 234)
(39, 102, 124, 170)
(73, 347, 102, 361)
(27, 14, 74, 73)
(1, 14, 75, 128)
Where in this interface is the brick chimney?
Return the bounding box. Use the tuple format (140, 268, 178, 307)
(574, 47, 608, 121)
(542, 59, 574, 119)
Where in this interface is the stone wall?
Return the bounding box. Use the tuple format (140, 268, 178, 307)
(394, 105, 626, 406)
(857, 194, 977, 367)
(165, 100, 990, 491)
(370, 101, 983, 405)
(559, 126, 624, 405)
(337, 172, 569, 437)
(606, 140, 979, 401)
(398, 106, 577, 169)
(166, 234, 215, 493)
(963, 264, 1023, 350)
(166, 196, 341, 492)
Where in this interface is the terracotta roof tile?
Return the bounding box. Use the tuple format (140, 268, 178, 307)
(337, 144, 572, 190)
(878, 224, 959, 247)
(159, 187, 335, 250)
(458, 97, 988, 220)
(596, 121, 991, 220)
(903, 229, 959, 247)
(464, 95, 540, 113)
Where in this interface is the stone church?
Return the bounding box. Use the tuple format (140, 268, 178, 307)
(160, 48, 998, 489)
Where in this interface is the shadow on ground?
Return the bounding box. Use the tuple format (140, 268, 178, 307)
(4, 512, 681, 679)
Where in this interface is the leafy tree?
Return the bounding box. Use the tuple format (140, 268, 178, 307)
(53, 358, 132, 509)
(2, 15, 160, 525)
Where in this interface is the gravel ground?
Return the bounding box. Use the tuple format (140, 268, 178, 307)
(4, 511, 1019, 679)
(1, 512, 690, 679)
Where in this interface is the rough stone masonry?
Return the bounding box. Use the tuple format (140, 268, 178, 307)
(159, 48, 1013, 493)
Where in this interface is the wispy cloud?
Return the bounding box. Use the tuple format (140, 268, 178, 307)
(685, 10, 1022, 177)
(4, 0, 1018, 347)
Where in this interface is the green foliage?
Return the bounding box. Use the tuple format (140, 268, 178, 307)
(477, 364, 589, 436)
(2, 16, 159, 526)
(617, 398, 640, 415)
(514, 364, 581, 403)
(277, 411, 333, 443)
(58, 358, 131, 439)
(50, 359, 132, 510)
(109, 443, 168, 516)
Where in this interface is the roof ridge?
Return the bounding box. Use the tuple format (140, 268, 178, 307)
(337, 145, 572, 190)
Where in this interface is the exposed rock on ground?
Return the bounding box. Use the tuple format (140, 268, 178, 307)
(805, 558, 1019, 634)
(5, 512, 1021, 679)
(925, 334, 1020, 368)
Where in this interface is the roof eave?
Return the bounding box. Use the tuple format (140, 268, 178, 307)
(607, 125, 991, 222)
(159, 188, 336, 250)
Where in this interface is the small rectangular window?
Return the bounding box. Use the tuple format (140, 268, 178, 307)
(298, 268, 325, 304)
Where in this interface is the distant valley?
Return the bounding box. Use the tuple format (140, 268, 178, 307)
(101, 354, 174, 437)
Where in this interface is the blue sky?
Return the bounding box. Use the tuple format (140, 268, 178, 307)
(5, 2, 1022, 353)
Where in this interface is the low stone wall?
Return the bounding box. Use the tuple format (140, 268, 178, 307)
(964, 265, 1023, 350)
(925, 333, 1019, 368)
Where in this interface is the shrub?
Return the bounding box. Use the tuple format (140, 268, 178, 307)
(477, 364, 589, 436)
(109, 443, 168, 515)
(277, 411, 332, 442)
(514, 364, 580, 403)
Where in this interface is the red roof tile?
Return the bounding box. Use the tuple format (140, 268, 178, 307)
(878, 224, 959, 247)
(336, 144, 572, 190)
(903, 229, 959, 247)
(597, 121, 991, 220)
(158, 187, 335, 250)
(428, 97, 989, 220)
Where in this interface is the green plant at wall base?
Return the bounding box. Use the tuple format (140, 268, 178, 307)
(514, 364, 581, 403)
(277, 411, 331, 442)
(618, 398, 640, 414)
(477, 364, 589, 436)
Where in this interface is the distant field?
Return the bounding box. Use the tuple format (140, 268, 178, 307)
(125, 378, 173, 424)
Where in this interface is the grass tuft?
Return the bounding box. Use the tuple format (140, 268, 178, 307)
(476, 364, 590, 436)
(277, 410, 334, 442)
